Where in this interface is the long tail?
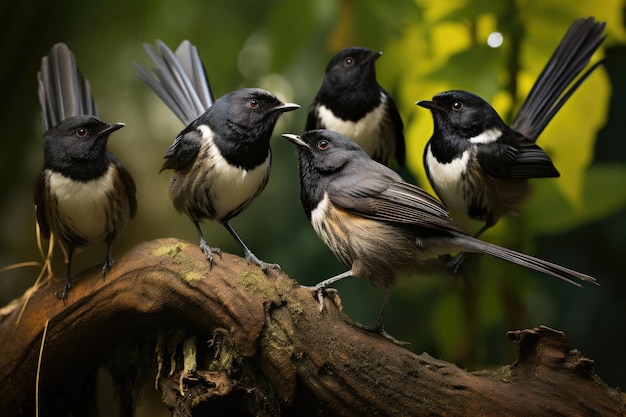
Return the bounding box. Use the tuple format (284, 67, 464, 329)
(37, 43, 99, 131)
(134, 40, 213, 126)
(449, 233, 598, 287)
(511, 17, 606, 141)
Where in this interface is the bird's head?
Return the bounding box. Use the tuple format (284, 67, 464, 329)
(283, 129, 365, 173)
(323, 47, 382, 89)
(417, 90, 505, 138)
(43, 115, 123, 168)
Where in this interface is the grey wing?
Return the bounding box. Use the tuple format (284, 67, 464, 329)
(33, 172, 50, 239)
(477, 133, 559, 179)
(108, 153, 138, 219)
(327, 170, 462, 233)
(381, 90, 406, 165)
(135, 40, 213, 125)
(38, 43, 99, 130)
(160, 129, 204, 172)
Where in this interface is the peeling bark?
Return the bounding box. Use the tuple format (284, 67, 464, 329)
(0, 238, 624, 416)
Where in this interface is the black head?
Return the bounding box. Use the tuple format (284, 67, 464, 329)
(322, 47, 382, 90)
(283, 129, 366, 173)
(203, 87, 299, 143)
(417, 90, 507, 138)
(43, 115, 124, 179)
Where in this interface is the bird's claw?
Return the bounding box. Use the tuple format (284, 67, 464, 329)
(447, 252, 467, 275)
(102, 256, 114, 278)
(245, 252, 281, 274)
(200, 242, 222, 269)
(55, 279, 74, 301)
(301, 285, 339, 312)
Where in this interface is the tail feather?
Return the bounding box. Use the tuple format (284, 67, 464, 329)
(134, 40, 213, 125)
(511, 17, 606, 140)
(37, 43, 99, 130)
(451, 234, 598, 287)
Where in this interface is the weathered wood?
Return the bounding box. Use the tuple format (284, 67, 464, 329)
(0, 238, 624, 416)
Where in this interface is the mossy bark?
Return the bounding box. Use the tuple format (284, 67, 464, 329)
(0, 238, 623, 416)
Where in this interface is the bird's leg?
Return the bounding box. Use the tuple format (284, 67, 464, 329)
(301, 270, 353, 312)
(355, 291, 409, 345)
(448, 222, 492, 274)
(55, 249, 75, 301)
(102, 243, 114, 277)
(222, 222, 280, 273)
(194, 221, 221, 269)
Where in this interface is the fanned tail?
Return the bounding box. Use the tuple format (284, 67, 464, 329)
(134, 40, 213, 125)
(511, 17, 606, 140)
(37, 43, 99, 130)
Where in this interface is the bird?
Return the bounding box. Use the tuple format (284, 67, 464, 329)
(135, 40, 299, 271)
(417, 17, 606, 273)
(35, 43, 137, 299)
(283, 129, 597, 344)
(306, 46, 405, 167)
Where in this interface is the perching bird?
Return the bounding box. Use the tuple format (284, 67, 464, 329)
(135, 40, 299, 271)
(35, 43, 137, 299)
(417, 17, 605, 273)
(283, 129, 596, 344)
(306, 47, 405, 167)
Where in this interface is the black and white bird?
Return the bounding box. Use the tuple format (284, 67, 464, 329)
(135, 40, 299, 271)
(417, 17, 605, 272)
(35, 43, 137, 299)
(306, 47, 405, 167)
(283, 129, 597, 343)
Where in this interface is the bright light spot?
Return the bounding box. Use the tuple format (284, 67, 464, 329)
(487, 32, 504, 48)
(238, 33, 271, 80)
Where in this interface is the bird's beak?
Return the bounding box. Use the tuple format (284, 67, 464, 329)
(363, 51, 383, 65)
(416, 100, 444, 112)
(101, 122, 125, 136)
(282, 133, 309, 148)
(274, 102, 300, 113)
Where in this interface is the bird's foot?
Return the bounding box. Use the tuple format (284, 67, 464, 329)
(199, 241, 222, 269)
(301, 284, 339, 313)
(245, 251, 281, 274)
(447, 252, 467, 275)
(355, 322, 409, 346)
(102, 256, 114, 278)
(55, 278, 74, 302)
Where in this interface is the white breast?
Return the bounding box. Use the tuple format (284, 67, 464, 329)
(310, 193, 331, 245)
(206, 140, 270, 218)
(47, 166, 116, 243)
(184, 125, 270, 221)
(317, 93, 386, 155)
(425, 145, 470, 214)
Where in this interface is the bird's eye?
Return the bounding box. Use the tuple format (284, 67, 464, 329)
(452, 102, 463, 111)
(345, 57, 354, 66)
(317, 140, 330, 150)
(249, 99, 259, 109)
(76, 128, 87, 138)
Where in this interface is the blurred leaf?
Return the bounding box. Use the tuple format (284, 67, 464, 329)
(524, 164, 626, 234)
(431, 292, 465, 359)
(424, 45, 504, 97)
(432, 0, 508, 23)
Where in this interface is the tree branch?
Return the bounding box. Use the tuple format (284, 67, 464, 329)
(0, 238, 624, 416)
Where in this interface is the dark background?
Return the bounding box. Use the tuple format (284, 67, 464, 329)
(1, 1, 625, 412)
